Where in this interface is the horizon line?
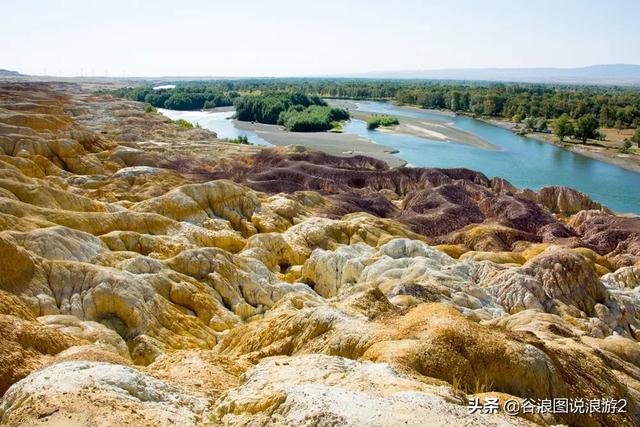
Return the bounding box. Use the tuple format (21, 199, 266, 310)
(4, 63, 640, 80)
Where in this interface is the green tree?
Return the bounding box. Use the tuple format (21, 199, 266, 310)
(535, 117, 548, 132)
(554, 114, 574, 142)
(631, 126, 640, 148)
(450, 91, 462, 111)
(574, 114, 600, 144)
(600, 106, 615, 127)
(632, 127, 640, 148)
(524, 116, 536, 130)
(482, 98, 497, 116)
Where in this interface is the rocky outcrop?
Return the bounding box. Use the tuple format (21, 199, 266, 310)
(0, 361, 211, 426)
(0, 290, 83, 395)
(534, 186, 610, 216)
(214, 354, 532, 426)
(570, 210, 640, 267)
(217, 293, 639, 426)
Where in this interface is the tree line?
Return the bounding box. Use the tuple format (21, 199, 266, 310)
(105, 79, 640, 130)
(106, 86, 236, 110)
(393, 85, 640, 129)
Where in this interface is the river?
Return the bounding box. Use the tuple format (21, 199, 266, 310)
(160, 102, 640, 213)
(158, 108, 272, 146)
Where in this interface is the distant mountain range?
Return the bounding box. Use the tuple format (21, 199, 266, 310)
(0, 69, 25, 77)
(342, 64, 640, 86)
(3, 65, 640, 86)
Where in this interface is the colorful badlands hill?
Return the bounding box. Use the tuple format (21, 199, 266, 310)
(0, 82, 639, 426)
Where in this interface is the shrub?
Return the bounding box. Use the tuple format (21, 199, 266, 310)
(278, 105, 349, 132)
(366, 115, 399, 130)
(171, 118, 194, 129)
(535, 117, 548, 132)
(524, 116, 536, 130)
(229, 135, 250, 144)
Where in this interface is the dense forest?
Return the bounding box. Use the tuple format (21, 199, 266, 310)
(233, 92, 324, 123)
(235, 92, 349, 132)
(106, 79, 640, 128)
(107, 86, 235, 110)
(392, 85, 640, 128)
(231, 92, 349, 131)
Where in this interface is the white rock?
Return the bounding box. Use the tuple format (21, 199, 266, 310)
(0, 361, 209, 426)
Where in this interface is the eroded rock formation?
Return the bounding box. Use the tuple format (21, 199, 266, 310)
(0, 82, 639, 426)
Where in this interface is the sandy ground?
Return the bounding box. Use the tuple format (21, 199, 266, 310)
(328, 99, 456, 118)
(349, 111, 498, 150)
(233, 120, 406, 167)
(600, 128, 636, 144)
(203, 105, 235, 113)
(389, 104, 457, 118)
(330, 100, 496, 150)
(524, 132, 640, 173)
(327, 99, 361, 110)
(475, 117, 518, 130)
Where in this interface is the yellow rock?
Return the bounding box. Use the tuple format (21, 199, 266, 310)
(518, 242, 550, 261)
(434, 244, 468, 259)
(570, 246, 613, 271)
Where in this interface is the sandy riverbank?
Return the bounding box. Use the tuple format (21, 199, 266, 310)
(202, 105, 235, 113)
(330, 100, 497, 150)
(349, 111, 498, 150)
(460, 113, 640, 173)
(523, 132, 640, 173)
(469, 111, 640, 174)
(233, 120, 406, 167)
(391, 104, 457, 118)
(328, 99, 457, 118)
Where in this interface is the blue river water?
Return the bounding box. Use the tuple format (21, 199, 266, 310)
(160, 103, 640, 213)
(344, 101, 640, 214)
(158, 108, 272, 146)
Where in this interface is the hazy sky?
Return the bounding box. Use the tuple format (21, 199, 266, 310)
(2, 0, 639, 77)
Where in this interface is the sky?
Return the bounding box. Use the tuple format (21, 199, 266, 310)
(2, 0, 640, 77)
